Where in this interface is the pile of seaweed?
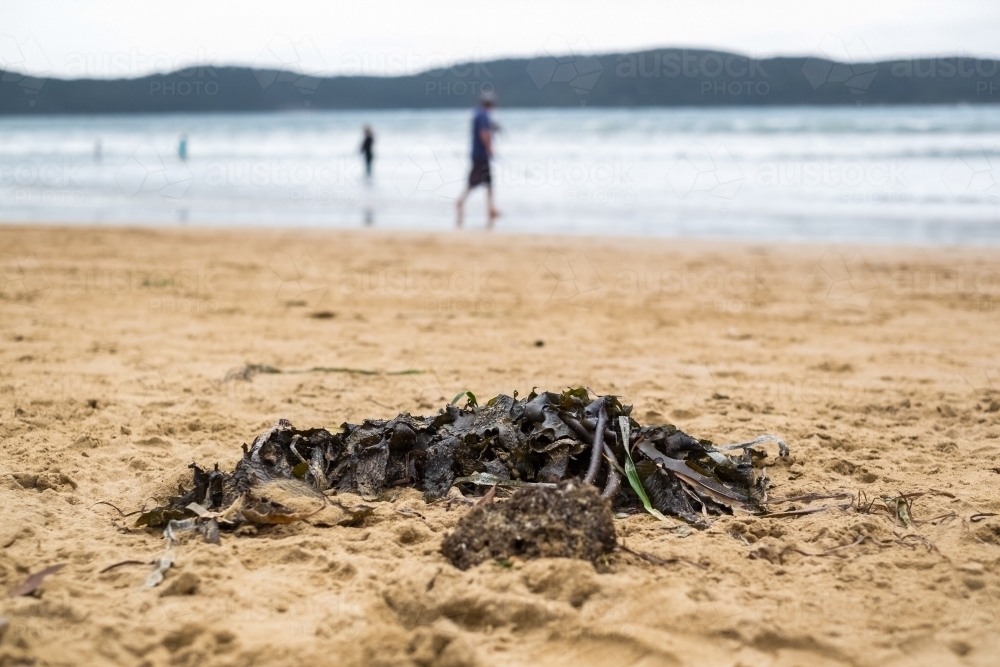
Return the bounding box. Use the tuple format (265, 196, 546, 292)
(138, 388, 788, 536)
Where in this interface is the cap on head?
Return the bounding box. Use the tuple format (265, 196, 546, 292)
(479, 90, 497, 107)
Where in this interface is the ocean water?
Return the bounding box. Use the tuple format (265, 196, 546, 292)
(1, 106, 998, 244)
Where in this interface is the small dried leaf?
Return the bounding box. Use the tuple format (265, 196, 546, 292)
(199, 518, 221, 544)
(476, 485, 497, 506)
(142, 554, 173, 590)
(453, 472, 552, 488)
(9, 564, 66, 597)
(241, 480, 326, 524)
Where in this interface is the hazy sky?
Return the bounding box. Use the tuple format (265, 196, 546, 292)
(3, 0, 999, 79)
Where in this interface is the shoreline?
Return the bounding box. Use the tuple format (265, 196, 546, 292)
(4, 222, 1000, 250)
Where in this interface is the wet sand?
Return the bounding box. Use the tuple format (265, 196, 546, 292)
(1, 224, 999, 667)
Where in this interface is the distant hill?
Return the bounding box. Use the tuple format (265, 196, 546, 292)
(2, 48, 998, 114)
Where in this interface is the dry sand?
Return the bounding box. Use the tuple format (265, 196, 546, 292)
(1, 225, 999, 667)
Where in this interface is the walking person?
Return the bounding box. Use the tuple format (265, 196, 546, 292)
(360, 126, 374, 180)
(456, 92, 500, 229)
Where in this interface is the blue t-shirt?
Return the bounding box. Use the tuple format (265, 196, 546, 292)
(471, 107, 491, 162)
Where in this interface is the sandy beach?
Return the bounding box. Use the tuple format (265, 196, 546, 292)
(1, 224, 999, 667)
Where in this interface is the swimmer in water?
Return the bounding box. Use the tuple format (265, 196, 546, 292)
(360, 126, 374, 179)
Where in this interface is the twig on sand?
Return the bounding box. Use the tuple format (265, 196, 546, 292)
(821, 534, 867, 555)
(926, 511, 958, 525)
(618, 541, 706, 569)
(98, 560, 152, 574)
(224, 363, 423, 382)
(618, 542, 675, 566)
(766, 492, 854, 506)
(761, 505, 841, 518)
(760, 492, 854, 518)
(750, 535, 868, 565)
